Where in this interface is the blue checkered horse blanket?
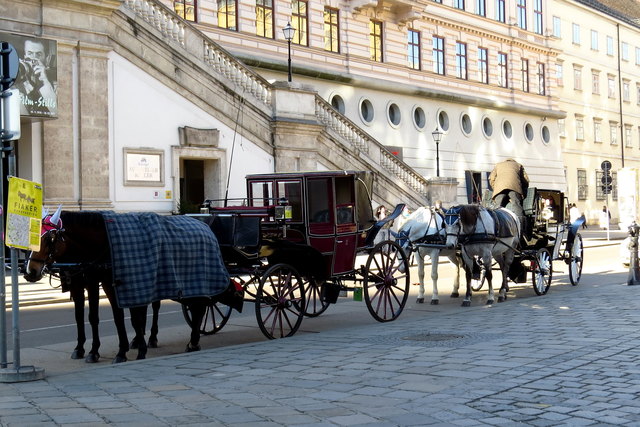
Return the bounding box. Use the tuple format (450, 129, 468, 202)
(102, 212, 230, 308)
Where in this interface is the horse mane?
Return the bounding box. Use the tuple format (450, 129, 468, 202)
(459, 205, 480, 228)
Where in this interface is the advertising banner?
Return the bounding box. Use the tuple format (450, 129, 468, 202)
(0, 33, 57, 118)
(5, 177, 43, 251)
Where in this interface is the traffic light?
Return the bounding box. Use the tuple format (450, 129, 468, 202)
(601, 160, 612, 195)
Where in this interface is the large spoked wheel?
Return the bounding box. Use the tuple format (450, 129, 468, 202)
(182, 299, 232, 335)
(471, 257, 487, 292)
(569, 233, 583, 286)
(255, 263, 306, 339)
(363, 241, 410, 322)
(532, 248, 553, 295)
(302, 278, 330, 317)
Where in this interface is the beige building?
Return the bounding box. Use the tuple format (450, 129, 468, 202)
(550, 0, 640, 226)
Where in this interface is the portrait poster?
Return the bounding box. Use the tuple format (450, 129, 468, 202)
(6, 177, 43, 251)
(0, 32, 58, 118)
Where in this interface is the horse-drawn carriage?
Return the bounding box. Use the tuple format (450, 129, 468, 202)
(186, 170, 411, 339)
(396, 187, 584, 307)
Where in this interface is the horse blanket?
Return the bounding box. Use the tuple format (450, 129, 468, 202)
(102, 212, 230, 308)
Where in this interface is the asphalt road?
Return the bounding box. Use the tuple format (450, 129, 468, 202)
(2, 231, 629, 377)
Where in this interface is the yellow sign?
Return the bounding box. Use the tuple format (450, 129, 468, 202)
(6, 177, 43, 251)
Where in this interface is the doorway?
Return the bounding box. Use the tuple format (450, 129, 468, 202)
(180, 159, 205, 213)
(465, 171, 482, 204)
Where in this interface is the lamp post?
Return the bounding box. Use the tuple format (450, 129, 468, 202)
(431, 127, 443, 177)
(282, 22, 295, 82)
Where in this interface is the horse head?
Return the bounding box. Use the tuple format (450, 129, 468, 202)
(444, 206, 465, 249)
(24, 211, 66, 282)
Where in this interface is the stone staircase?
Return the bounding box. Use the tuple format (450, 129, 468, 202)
(119, 0, 453, 209)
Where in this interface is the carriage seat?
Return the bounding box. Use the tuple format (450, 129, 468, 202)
(206, 214, 262, 259)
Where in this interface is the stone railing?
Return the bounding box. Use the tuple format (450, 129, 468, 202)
(122, 0, 272, 106)
(315, 97, 429, 198)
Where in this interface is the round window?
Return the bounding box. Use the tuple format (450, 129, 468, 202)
(482, 117, 493, 137)
(503, 120, 513, 139)
(413, 106, 426, 130)
(524, 123, 534, 142)
(541, 125, 551, 144)
(388, 103, 401, 127)
(360, 99, 374, 124)
(438, 110, 450, 131)
(331, 95, 345, 114)
(461, 114, 472, 135)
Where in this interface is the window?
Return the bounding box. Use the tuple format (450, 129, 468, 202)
(576, 116, 584, 140)
(498, 52, 508, 88)
(608, 75, 615, 98)
(533, 0, 542, 34)
(408, 30, 421, 70)
(572, 23, 580, 45)
(256, 0, 273, 38)
(637, 84, 640, 105)
(577, 169, 587, 200)
(610, 122, 618, 145)
(217, 0, 236, 29)
(456, 42, 467, 79)
(369, 20, 383, 62)
(552, 16, 561, 37)
(433, 36, 445, 75)
(591, 71, 600, 94)
(323, 8, 339, 53)
(594, 120, 602, 143)
(625, 125, 633, 147)
(521, 58, 529, 92)
(496, 0, 505, 22)
(174, 0, 196, 21)
(454, 0, 465, 10)
(623, 80, 630, 102)
(291, 0, 308, 46)
(558, 118, 566, 138)
(636, 47, 640, 66)
(573, 66, 582, 90)
(590, 30, 598, 50)
(622, 42, 629, 61)
(476, 0, 486, 16)
(537, 62, 545, 95)
(607, 36, 614, 55)
(556, 62, 563, 86)
(478, 47, 488, 84)
(517, 0, 527, 30)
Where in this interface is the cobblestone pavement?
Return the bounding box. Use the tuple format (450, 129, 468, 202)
(2, 264, 640, 426)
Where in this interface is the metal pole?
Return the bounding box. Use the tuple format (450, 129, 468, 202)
(0, 141, 5, 369)
(436, 141, 440, 177)
(8, 142, 19, 368)
(287, 40, 292, 83)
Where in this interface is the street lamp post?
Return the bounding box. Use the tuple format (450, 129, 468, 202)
(282, 22, 295, 82)
(431, 127, 443, 177)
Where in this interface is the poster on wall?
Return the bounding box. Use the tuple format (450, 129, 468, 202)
(0, 32, 58, 118)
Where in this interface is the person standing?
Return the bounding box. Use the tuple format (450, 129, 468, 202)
(569, 203, 581, 224)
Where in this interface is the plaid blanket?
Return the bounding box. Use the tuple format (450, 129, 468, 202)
(102, 212, 229, 308)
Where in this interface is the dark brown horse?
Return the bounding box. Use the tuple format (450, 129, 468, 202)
(24, 210, 215, 363)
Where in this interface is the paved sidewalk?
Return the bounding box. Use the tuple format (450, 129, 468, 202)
(2, 260, 640, 425)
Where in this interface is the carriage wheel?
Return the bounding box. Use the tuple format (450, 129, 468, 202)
(302, 278, 330, 317)
(569, 233, 583, 286)
(363, 241, 410, 322)
(470, 257, 487, 292)
(255, 263, 306, 339)
(182, 300, 232, 335)
(532, 248, 552, 295)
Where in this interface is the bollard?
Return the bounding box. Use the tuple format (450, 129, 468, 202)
(628, 221, 640, 286)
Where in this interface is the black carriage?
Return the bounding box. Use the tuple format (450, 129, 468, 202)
(185, 171, 411, 339)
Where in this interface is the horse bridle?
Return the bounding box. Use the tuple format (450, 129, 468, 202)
(27, 226, 65, 269)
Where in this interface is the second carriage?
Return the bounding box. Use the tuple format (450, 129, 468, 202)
(185, 171, 411, 339)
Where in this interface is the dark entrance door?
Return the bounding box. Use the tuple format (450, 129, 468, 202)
(180, 159, 204, 213)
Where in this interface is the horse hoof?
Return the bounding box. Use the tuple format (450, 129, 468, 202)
(71, 349, 85, 360)
(112, 355, 128, 364)
(461, 301, 471, 307)
(130, 338, 139, 350)
(450, 292, 459, 298)
(85, 353, 100, 363)
(486, 299, 494, 305)
(136, 354, 147, 360)
(416, 298, 424, 304)
(148, 338, 158, 349)
(430, 299, 439, 305)
(185, 343, 201, 353)
(498, 296, 506, 303)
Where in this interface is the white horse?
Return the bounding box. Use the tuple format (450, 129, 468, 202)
(394, 207, 462, 305)
(444, 205, 521, 306)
